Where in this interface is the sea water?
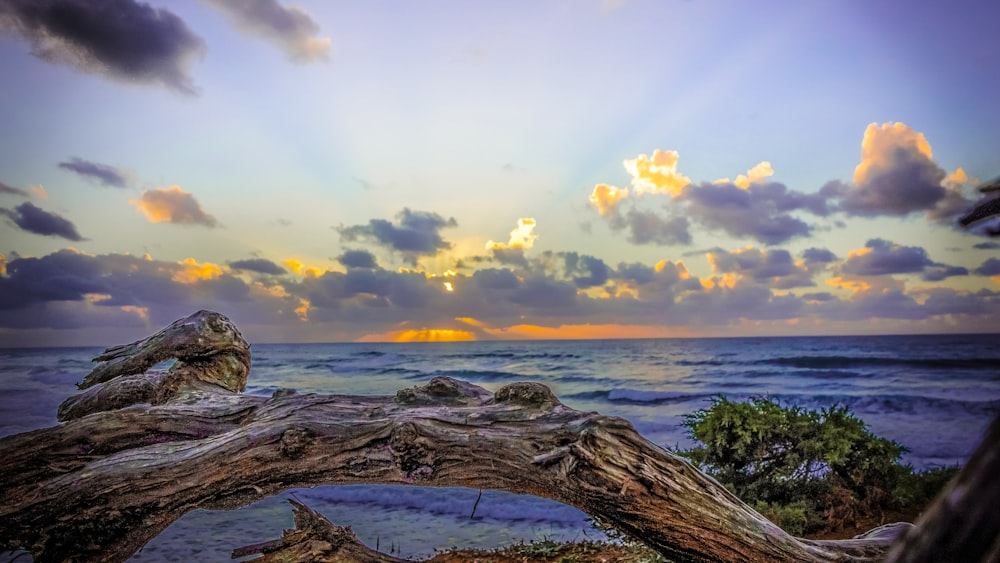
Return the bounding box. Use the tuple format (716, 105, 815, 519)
(1, 334, 998, 561)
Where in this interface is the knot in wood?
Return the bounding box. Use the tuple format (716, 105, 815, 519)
(394, 376, 491, 406)
(391, 422, 432, 473)
(280, 427, 312, 458)
(494, 382, 560, 409)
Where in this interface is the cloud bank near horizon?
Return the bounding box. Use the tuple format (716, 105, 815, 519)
(1, 121, 996, 345)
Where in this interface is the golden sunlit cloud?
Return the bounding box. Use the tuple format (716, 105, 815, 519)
(284, 259, 325, 278)
(589, 183, 629, 216)
(715, 161, 774, 188)
(827, 276, 872, 293)
(84, 293, 112, 303)
(120, 305, 149, 321)
(294, 298, 311, 321)
(129, 186, 218, 227)
(443, 281, 454, 292)
(853, 122, 933, 185)
(30, 185, 48, 199)
(944, 167, 969, 189)
(623, 149, 691, 196)
(734, 161, 774, 188)
(172, 258, 223, 284)
(844, 246, 873, 261)
(0, 253, 5, 275)
(486, 218, 538, 250)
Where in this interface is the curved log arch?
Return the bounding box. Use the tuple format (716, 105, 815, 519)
(0, 310, 967, 563)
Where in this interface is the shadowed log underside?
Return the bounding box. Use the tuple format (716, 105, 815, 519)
(0, 310, 994, 562)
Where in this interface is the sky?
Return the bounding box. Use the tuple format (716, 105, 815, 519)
(0, 0, 999, 347)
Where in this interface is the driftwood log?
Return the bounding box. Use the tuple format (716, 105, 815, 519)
(0, 310, 994, 562)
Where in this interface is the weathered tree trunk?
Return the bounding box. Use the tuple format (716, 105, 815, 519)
(0, 310, 956, 563)
(885, 412, 1000, 562)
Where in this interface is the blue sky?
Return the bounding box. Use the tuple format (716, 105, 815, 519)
(0, 0, 998, 346)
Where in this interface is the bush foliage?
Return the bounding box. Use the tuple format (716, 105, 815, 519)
(679, 395, 957, 534)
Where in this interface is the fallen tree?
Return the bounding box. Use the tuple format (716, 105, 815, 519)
(0, 310, 993, 562)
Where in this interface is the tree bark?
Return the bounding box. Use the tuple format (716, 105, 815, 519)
(0, 310, 931, 562)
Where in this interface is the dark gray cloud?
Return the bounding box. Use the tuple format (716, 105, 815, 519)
(973, 242, 1000, 250)
(473, 268, 520, 290)
(301, 268, 435, 310)
(840, 239, 966, 281)
(337, 249, 379, 269)
(489, 247, 529, 267)
(338, 208, 457, 265)
(509, 276, 579, 310)
(0, 0, 206, 94)
(822, 147, 947, 217)
(200, 0, 329, 62)
(615, 262, 655, 285)
(0, 202, 83, 240)
(975, 258, 1000, 277)
(561, 253, 610, 289)
(57, 157, 129, 187)
(0, 181, 30, 198)
(229, 258, 285, 275)
(842, 239, 932, 276)
(818, 289, 927, 321)
(708, 247, 814, 289)
(680, 182, 817, 245)
(802, 247, 838, 264)
(921, 264, 969, 282)
(0, 250, 293, 335)
(611, 210, 691, 246)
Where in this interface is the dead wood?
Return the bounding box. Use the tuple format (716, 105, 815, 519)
(0, 310, 948, 563)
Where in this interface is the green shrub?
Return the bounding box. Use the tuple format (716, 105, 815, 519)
(679, 395, 953, 532)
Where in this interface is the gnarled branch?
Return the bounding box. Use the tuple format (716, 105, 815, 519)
(0, 310, 961, 563)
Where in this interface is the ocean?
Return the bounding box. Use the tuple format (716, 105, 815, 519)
(1, 334, 999, 561)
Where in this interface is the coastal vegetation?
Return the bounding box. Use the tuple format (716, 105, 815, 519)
(679, 396, 959, 536)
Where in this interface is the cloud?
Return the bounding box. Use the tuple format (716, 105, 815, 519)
(129, 186, 218, 227)
(57, 157, 130, 187)
(200, 0, 330, 62)
(229, 258, 285, 275)
(975, 258, 1000, 277)
(840, 239, 967, 281)
(561, 253, 610, 289)
(623, 149, 691, 196)
(0, 0, 206, 94)
(338, 208, 457, 265)
(706, 247, 814, 289)
(611, 209, 691, 246)
(589, 183, 629, 216)
(594, 150, 829, 246)
(473, 268, 520, 290)
(0, 181, 31, 198)
(802, 247, 838, 264)
(486, 218, 538, 265)
(680, 182, 818, 245)
(487, 218, 537, 250)
(0, 202, 83, 240)
(973, 242, 1000, 250)
(715, 161, 775, 189)
(831, 122, 948, 216)
(337, 249, 378, 269)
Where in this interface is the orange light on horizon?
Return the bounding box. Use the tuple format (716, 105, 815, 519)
(484, 323, 694, 340)
(358, 328, 476, 342)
